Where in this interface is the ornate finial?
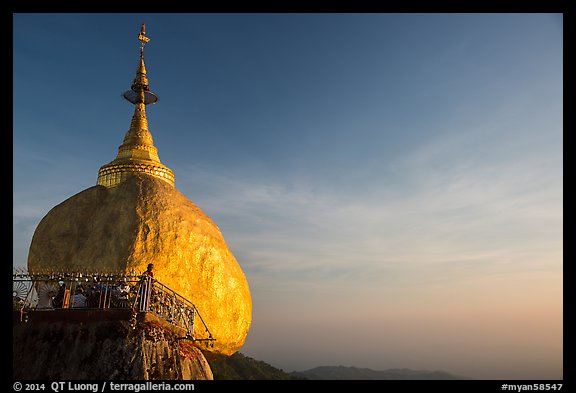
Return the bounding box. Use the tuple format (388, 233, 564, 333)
(97, 23, 174, 188)
(138, 23, 150, 58)
(124, 23, 157, 104)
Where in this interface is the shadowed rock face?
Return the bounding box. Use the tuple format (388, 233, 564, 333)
(13, 310, 214, 380)
(28, 174, 252, 355)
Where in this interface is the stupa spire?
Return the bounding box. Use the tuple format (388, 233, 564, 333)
(97, 23, 175, 188)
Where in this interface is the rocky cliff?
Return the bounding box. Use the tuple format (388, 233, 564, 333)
(12, 310, 213, 380)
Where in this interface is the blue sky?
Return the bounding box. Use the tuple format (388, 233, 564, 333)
(13, 13, 563, 379)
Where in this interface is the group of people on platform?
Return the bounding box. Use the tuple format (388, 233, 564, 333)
(50, 264, 154, 309)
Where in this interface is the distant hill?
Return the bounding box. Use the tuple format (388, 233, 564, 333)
(291, 365, 470, 380)
(202, 351, 302, 380)
(202, 351, 470, 380)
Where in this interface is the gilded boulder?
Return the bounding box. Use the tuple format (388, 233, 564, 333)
(28, 174, 252, 355)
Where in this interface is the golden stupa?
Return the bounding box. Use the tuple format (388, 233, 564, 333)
(27, 24, 252, 355)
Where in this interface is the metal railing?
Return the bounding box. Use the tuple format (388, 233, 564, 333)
(12, 269, 215, 344)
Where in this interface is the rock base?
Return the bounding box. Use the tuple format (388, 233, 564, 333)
(12, 310, 213, 380)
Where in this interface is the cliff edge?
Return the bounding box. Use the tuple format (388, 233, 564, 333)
(13, 310, 213, 380)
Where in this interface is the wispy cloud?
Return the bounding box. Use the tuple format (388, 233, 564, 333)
(174, 126, 562, 293)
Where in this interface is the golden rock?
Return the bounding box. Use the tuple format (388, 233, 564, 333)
(28, 174, 252, 355)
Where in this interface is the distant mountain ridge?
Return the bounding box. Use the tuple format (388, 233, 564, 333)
(202, 351, 470, 380)
(291, 365, 470, 380)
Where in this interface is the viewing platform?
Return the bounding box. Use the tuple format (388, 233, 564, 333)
(12, 269, 215, 348)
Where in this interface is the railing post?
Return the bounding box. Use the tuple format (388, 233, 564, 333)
(139, 276, 146, 312)
(169, 293, 176, 323)
(189, 306, 196, 339)
(143, 275, 152, 312)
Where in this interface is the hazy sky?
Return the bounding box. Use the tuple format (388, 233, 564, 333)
(13, 13, 563, 380)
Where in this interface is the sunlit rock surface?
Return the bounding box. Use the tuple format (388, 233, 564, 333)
(28, 174, 252, 355)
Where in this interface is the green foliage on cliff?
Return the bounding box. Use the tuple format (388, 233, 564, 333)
(202, 351, 303, 380)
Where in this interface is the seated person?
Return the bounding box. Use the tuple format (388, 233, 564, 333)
(116, 278, 131, 308)
(72, 286, 86, 308)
